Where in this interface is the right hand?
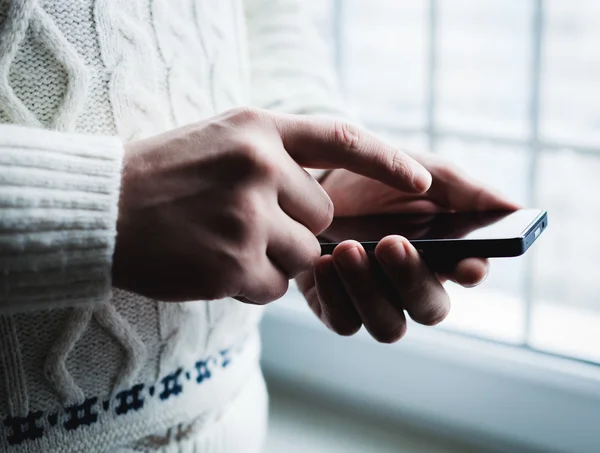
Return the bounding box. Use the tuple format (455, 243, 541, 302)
(112, 108, 431, 304)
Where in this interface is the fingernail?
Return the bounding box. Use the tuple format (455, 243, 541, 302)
(379, 241, 407, 265)
(413, 166, 432, 192)
(335, 246, 363, 269)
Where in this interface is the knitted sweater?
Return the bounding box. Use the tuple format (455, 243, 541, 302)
(0, 1, 345, 452)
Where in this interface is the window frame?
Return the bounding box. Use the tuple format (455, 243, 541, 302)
(331, 0, 600, 356)
(261, 294, 600, 453)
(262, 3, 600, 451)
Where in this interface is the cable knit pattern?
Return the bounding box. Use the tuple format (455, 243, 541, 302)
(152, 0, 214, 126)
(0, 1, 89, 130)
(0, 0, 349, 451)
(0, 0, 41, 126)
(92, 304, 147, 394)
(95, 0, 168, 141)
(43, 307, 94, 404)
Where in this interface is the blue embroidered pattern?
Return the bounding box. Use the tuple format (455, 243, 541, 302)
(2, 347, 238, 446)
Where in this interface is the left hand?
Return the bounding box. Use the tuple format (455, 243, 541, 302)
(296, 151, 520, 343)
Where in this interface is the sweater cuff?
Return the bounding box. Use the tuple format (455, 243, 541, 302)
(0, 125, 124, 313)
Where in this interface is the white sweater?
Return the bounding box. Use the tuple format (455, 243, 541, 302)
(0, 1, 346, 451)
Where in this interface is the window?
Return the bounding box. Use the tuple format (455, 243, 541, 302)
(261, 2, 600, 452)
(303, 0, 600, 364)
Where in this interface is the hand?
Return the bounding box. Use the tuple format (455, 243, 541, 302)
(297, 152, 520, 343)
(112, 108, 432, 304)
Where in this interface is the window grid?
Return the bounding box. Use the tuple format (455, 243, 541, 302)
(523, 0, 545, 347)
(330, 0, 600, 349)
(332, 0, 345, 91)
(426, 0, 439, 153)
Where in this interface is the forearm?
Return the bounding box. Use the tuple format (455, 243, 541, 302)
(0, 124, 123, 313)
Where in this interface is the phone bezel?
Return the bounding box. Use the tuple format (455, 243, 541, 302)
(319, 209, 548, 259)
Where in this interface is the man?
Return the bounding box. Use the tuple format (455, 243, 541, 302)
(0, 0, 515, 451)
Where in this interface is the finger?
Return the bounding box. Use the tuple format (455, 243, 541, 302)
(375, 236, 450, 326)
(314, 256, 362, 336)
(425, 161, 521, 212)
(277, 152, 334, 235)
(239, 257, 290, 305)
(267, 212, 322, 278)
(437, 258, 489, 288)
(296, 271, 323, 319)
(274, 114, 432, 194)
(332, 241, 407, 343)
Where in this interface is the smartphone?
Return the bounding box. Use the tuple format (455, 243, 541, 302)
(318, 208, 548, 259)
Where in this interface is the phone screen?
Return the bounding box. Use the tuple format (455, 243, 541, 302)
(318, 209, 544, 244)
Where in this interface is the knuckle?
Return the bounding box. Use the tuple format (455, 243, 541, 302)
(234, 141, 279, 181)
(224, 212, 252, 244)
(334, 121, 361, 152)
(387, 150, 412, 178)
(219, 140, 269, 183)
(254, 156, 280, 180)
(224, 107, 263, 124)
(234, 140, 262, 164)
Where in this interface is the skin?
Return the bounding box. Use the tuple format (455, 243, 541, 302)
(114, 107, 517, 344)
(296, 154, 520, 344)
(113, 108, 431, 304)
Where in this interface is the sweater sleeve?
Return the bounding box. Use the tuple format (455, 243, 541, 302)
(0, 124, 123, 313)
(244, 0, 350, 119)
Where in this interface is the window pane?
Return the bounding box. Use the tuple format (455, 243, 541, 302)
(540, 0, 600, 147)
(371, 132, 429, 153)
(529, 150, 600, 363)
(436, 139, 530, 343)
(437, 138, 530, 205)
(441, 285, 526, 344)
(341, 0, 428, 129)
(437, 0, 532, 138)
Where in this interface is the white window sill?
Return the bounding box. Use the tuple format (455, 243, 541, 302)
(266, 382, 481, 453)
(260, 288, 600, 453)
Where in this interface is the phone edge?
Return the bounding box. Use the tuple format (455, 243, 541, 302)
(319, 210, 548, 258)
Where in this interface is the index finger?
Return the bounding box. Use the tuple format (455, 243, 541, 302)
(273, 114, 432, 194)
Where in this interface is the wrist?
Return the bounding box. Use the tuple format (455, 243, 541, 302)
(113, 143, 137, 290)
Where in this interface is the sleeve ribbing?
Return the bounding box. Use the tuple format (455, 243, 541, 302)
(0, 124, 123, 313)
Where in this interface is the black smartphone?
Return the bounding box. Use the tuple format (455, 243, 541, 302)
(318, 208, 548, 259)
